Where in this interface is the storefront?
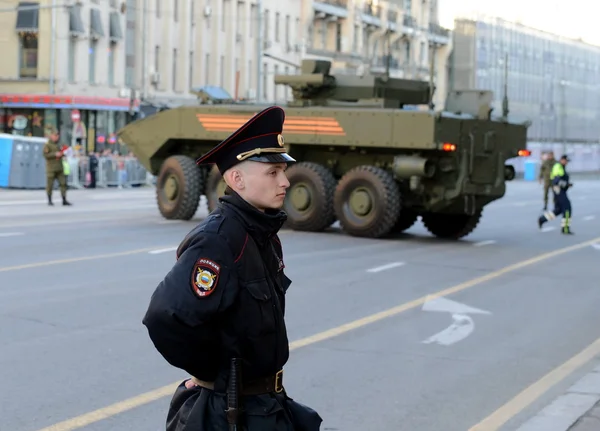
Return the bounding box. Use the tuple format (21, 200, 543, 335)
(0, 95, 140, 154)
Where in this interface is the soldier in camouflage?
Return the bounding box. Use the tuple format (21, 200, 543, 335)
(539, 151, 555, 210)
(43, 126, 72, 206)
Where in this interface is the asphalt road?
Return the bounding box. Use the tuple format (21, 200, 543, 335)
(1, 180, 599, 431)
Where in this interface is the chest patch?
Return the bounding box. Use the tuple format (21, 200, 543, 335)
(191, 258, 221, 298)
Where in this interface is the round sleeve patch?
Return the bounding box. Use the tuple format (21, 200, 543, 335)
(191, 258, 221, 298)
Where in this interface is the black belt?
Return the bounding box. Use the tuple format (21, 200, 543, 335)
(242, 369, 284, 395)
(191, 369, 284, 395)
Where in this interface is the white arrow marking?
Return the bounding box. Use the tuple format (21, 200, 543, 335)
(591, 243, 600, 251)
(541, 226, 556, 232)
(422, 295, 492, 315)
(583, 215, 595, 221)
(366, 262, 405, 273)
(421, 296, 491, 346)
(148, 246, 178, 255)
(422, 313, 475, 346)
(474, 240, 496, 247)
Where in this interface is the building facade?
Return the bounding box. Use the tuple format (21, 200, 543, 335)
(0, 0, 135, 153)
(0, 0, 451, 155)
(450, 16, 600, 147)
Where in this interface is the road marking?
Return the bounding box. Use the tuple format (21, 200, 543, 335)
(422, 297, 492, 347)
(468, 335, 600, 431)
(0, 246, 174, 273)
(474, 240, 496, 247)
(513, 202, 529, 207)
(422, 295, 492, 315)
(583, 215, 595, 221)
(591, 243, 600, 251)
(422, 314, 476, 346)
(148, 247, 178, 255)
(541, 226, 556, 232)
(366, 261, 405, 273)
(0, 232, 24, 237)
(0, 199, 46, 206)
(32, 235, 600, 431)
(156, 220, 183, 225)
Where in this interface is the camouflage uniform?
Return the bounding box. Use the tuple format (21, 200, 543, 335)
(539, 155, 555, 210)
(43, 127, 71, 206)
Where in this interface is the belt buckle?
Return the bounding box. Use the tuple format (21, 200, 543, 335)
(274, 370, 283, 393)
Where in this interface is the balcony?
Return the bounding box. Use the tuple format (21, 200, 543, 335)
(304, 46, 363, 64)
(313, 0, 348, 19)
(362, 1, 382, 26)
(429, 23, 451, 45)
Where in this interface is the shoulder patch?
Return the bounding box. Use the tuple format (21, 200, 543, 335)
(191, 258, 221, 298)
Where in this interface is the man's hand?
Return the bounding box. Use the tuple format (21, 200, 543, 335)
(55, 151, 63, 158)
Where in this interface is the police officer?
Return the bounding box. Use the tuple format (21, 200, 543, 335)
(42, 126, 72, 206)
(538, 154, 573, 234)
(142, 106, 323, 430)
(539, 151, 555, 210)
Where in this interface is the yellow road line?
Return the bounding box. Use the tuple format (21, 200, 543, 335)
(0, 246, 174, 273)
(468, 336, 600, 430)
(33, 236, 600, 431)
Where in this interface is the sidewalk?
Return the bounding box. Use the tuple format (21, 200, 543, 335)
(569, 399, 600, 430)
(515, 362, 600, 431)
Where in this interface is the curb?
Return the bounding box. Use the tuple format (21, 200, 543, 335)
(515, 364, 600, 431)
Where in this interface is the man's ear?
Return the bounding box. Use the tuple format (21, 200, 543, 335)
(225, 168, 245, 190)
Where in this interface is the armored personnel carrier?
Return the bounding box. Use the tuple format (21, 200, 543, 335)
(117, 59, 530, 240)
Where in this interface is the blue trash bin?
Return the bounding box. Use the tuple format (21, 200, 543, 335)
(523, 160, 537, 181)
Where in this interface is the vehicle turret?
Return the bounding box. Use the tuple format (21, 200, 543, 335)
(273, 59, 433, 109)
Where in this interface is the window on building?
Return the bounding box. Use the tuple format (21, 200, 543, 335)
(68, 37, 76, 82)
(156, 0, 160, 17)
(19, 32, 38, 78)
(173, 48, 177, 90)
(174, 0, 178, 21)
(89, 39, 97, 83)
(275, 12, 280, 42)
(108, 42, 116, 86)
(189, 51, 194, 89)
(274, 65, 279, 100)
(205, 53, 210, 85)
(262, 62, 268, 99)
(154, 45, 160, 87)
(220, 55, 224, 86)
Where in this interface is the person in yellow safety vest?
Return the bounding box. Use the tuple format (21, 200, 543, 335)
(537, 154, 573, 234)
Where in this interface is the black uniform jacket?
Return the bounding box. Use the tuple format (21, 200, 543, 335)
(143, 189, 322, 431)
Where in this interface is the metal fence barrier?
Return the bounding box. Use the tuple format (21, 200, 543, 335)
(65, 156, 155, 189)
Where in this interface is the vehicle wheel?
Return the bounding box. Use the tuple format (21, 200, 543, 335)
(421, 209, 483, 239)
(391, 208, 418, 233)
(156, 155, 203, 220)
(283, 162, 337, 231)
(205, 166, 228, 213)
(333, 165, 401, 238)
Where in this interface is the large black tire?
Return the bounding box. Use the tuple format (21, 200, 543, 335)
(421, 209, 483, 239)
(205, 166, 228, 213)
(333, 165, 401, 238)
(283, 162, 337, 232)
(391, 208, 419, 233)
(156, 155, 203, 220)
